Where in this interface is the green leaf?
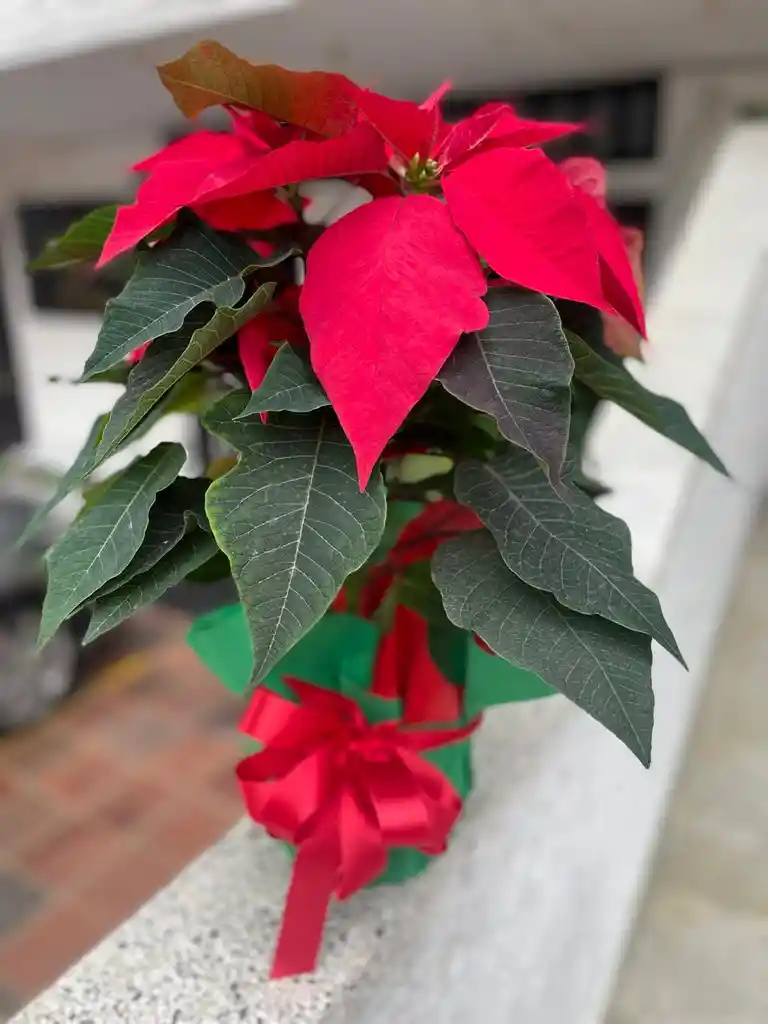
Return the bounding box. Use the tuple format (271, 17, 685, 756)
(81, 364, 132, 386)
(397, 559, 449, 624)
(84, 529, 218, 643)
(185, 549, 231, 583)
(11, 414, 107, 552)
(432, 531, 654, 765)
(237, 343, 330, 417)
(204, 391, 387, 682)
(94, 284, 274, 465)
(390, 454, 455, 486)
(569, 379, 602, 457)
(86, 477, 209, 604)
(39, 442, 186, 645)
(29, 205, 117, 271)
(427, 621, 468, 686)
(568, 333, 727, 474)
(16, 372, 206, 551)
(567, 380, 607, 498)
(439, 286, 574, 479)
(156, 369, 211, 416)
(455, 452, 683, 663)
(82, 218, 293, 380)
(81, 476, 116, 513)
(373, 500, 425, 560)
(556, 300, 620, 364)
(28, 207, 175, 273)
(339, 499, 424, 610)
(571, 469, 611, 500)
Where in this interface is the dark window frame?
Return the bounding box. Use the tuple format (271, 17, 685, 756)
(0, 277, 23, 450)
(18, 200, 129, 314)
(441, 78, 660, 163)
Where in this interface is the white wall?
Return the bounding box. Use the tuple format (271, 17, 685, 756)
(4, 0, 768, 112)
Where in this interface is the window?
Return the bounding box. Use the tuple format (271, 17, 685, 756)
(0, 283, 22, 450)
(18, 201, 129, 313)
(442, 79, 660, 163)
(611, 201, 652, 234)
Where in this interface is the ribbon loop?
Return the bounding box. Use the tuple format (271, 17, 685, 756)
(237, 677, 478, 977)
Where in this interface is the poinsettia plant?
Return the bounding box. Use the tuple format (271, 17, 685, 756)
(26, 41, 725, 767)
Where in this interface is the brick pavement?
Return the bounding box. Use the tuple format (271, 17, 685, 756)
(0, 609, 243, 1019)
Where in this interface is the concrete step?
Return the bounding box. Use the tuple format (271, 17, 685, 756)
(607, 511, 768, 1024)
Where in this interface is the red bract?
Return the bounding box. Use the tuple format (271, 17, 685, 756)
(349, 92, 641, 329)
(587, 201, 646, 336)
(436, 101, 578, 172)
(197, 123, 387, 204)
(560, 156, 646, 336)
(420, 79, 453, 112)
(227, 106, 314, 150)
(443, 147, 605, 308)
(350, 88, 442, 162)
(237, 319, 277, 392)
(126, 342, 150, 365)
(101, 68, 647, 488)
(99, 132, 252, 265)
(300, 86, 645, 480)
(350, 88, 576, 172)
(238, 287, 304, 390)
(195, 191, 297, 232)
(132, 131, 241, 173)
(603, 226, 645, 359)
(98, 122, 388, 266)
(360, 500, 481, 618)
(195, 190, 296, 232)
(300, 195, 489, 488)
(559, 156, 606, 200)
(371, 604, 462, 724)
(387, 500, 481, 566)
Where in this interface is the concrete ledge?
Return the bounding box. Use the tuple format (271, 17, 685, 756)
(13, 122, 768, 1024)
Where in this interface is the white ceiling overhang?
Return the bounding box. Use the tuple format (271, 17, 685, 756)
(0, 0, 767, 139)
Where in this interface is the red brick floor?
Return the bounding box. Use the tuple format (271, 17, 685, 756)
(0, 610, 243, 1019)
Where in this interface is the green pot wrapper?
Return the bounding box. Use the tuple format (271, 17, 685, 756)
(189, 607, 471, 883)
(187, 602, 554, 713)
(187, 603, 554, 884)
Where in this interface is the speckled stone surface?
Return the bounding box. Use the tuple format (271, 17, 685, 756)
(608, 515, 768, 1023)
(10, 700, 566, 1024)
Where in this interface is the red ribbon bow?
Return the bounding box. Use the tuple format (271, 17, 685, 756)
(237, 679, 478, 978)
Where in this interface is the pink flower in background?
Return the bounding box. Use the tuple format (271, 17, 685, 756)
(560, 156, 606, 201)
(603, 226, 645, 359)
(560, 156, 646, 359)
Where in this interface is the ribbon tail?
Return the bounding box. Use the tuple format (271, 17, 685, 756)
(270, 812, 340, 979)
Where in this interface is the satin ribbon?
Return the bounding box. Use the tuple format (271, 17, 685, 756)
(236, 678, 479, 978)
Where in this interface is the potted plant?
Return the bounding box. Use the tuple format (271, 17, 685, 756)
(22, 41, 724, 977)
